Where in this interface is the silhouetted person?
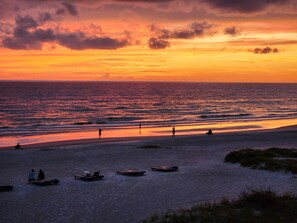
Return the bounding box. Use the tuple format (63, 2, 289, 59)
(206, 129, 213, 135)
(15, 143, 22, 150)
(98, 128, 102, 138)
(139, 123, 142, 129)
(172, 126, 176, 137)
(28, 169, 35, 183)
(38, 169, 45, 180)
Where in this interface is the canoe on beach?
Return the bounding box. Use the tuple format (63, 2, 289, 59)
(29, 179, 60, 186)
(74, 171, 104, 181)
(117, 170, 146, 176)
(151, 166, 179, 172)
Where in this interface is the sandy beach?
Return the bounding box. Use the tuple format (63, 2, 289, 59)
(0, 126, 297, 223)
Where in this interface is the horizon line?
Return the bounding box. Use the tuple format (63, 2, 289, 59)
(0, 80, 297, 84)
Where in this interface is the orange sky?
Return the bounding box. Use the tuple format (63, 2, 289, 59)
(0, 0, 297, 82)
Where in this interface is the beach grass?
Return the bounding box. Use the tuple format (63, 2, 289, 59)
(142, 189, 297, 223)
(224, 148, 297, 174)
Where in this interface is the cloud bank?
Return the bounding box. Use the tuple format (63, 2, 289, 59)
(1, 14, 130, 50)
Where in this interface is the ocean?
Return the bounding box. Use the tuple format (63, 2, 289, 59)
(0, 81, 297, 138)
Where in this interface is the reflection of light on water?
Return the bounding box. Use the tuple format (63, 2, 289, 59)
(1, 118, 297, 148)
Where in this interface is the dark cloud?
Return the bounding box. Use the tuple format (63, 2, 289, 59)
(39, 12, 53, 23)
(148, 37, 170, 49)
(148, 21, 213, 49)
(15, 15, 38, 29)
(56, 8, 66, 15)
(253, 47, 279, 54)
(57, 32, 129, 50)
(1, 14, 130, 50)
(155, 21, 214, 39)
(204, 0, 290, 13)
(224, 26, 240, 36)
(62, 2, 78, 16)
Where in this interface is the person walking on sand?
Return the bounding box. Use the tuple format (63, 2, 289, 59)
(28, 169, 35, 183)
(38, 169, 45, 180)
(172, 126, 176, 137)
(98, 128, 102, 138)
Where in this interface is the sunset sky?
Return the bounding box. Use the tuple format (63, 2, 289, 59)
(0, 0, 297, 82)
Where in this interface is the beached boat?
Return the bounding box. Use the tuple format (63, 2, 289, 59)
(151, 166, 179, 172)
(0, 185, 14, 192)
(74, 172, 104, 181)
(29, 179, 60, 186)
(117, 170, 146, 176)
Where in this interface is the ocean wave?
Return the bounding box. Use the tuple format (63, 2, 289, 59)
(200, 113, 251, 119)
(106, 116, 139, 122)
(73, 121, 93, 125)
(115, 106, 128, 110)
(95, 120, 107, 124)
(0, 126, 10, 129)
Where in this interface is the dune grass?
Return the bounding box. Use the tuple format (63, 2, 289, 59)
(142, 189, 297, 223)
(224, 148, 297, 174)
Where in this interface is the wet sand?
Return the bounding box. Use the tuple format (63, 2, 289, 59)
(0, 126, 297, 223)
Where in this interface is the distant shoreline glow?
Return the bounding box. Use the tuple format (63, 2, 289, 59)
(1, 118, 297, 148)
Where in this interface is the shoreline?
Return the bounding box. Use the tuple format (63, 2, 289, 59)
(1, 123, 297, 151)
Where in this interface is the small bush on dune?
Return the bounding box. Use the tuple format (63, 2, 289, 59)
(224, 148, 297, 174)
(142, 189, 297, 223)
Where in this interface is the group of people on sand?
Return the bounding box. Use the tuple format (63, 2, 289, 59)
(28, 169, 45, 182)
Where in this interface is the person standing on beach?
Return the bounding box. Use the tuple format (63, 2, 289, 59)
(172, 126, 176, 137)
(98, 128, 102, 138)
(139, 123, 142, 134)
(28, 169, 35, 183)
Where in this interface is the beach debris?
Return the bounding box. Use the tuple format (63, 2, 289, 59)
(117, 170, 146, 176)
(138, 145, 162, 149)
(0, 185, 14, 192)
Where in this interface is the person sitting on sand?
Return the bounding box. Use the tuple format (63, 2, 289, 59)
(38, 169, 45, 180)
(206, 129, 213, 135)
(15, 143, 22, 150)
(84, 171, 91, 177)
(28, 169, 35, 183)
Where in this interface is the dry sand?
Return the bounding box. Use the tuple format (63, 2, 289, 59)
(1, 127, 297, 223)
